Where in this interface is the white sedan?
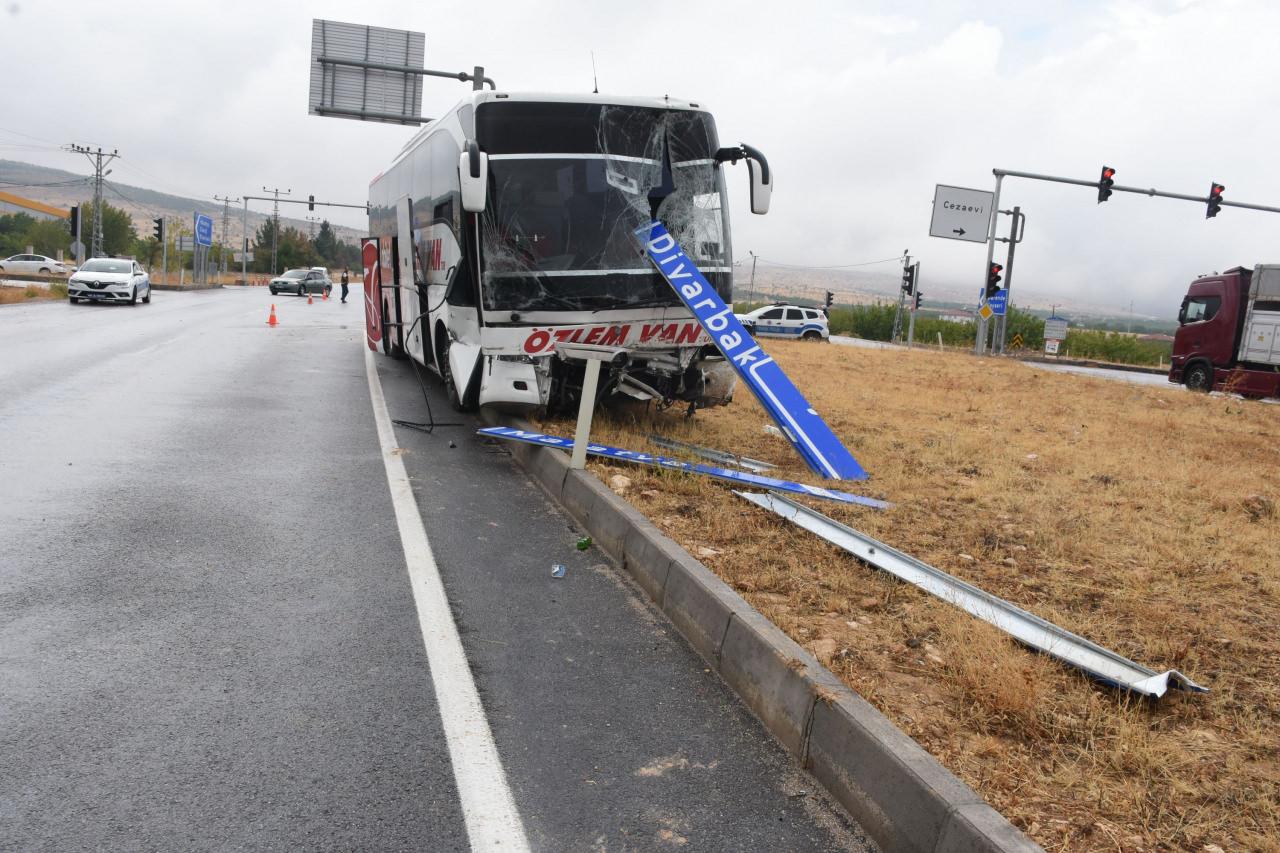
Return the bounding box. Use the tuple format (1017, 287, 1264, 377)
(68, 258, 152, 305)
(0, 254, 71, 275)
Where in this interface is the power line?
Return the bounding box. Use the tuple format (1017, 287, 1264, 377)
(0, 125, 61, 145)
(754, 254, 908, 270)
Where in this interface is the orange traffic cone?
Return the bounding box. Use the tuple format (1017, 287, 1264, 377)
(307, 293, 314, 305)
(267, 304, 279, 326)
(322, 289, 329, 301)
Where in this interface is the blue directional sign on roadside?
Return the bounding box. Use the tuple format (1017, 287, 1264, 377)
(478, 427, 889, 509)
(636, 220, 869, 481)
(986, 288, 1008, 316)
(194, 214, 214, 247)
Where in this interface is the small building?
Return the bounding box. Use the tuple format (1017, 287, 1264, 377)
(0, 191, 70, 222)
(941, 310, 976, 323)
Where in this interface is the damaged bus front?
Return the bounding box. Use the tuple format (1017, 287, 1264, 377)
(366, 92, 771, 414)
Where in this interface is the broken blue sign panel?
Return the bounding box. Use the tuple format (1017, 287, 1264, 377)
(636, 221, 868, 481)
(478, 427, 890, 510)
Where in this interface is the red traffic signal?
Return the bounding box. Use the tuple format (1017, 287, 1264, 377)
(1097, 165, 1115, 203)
(985, 263, 1003, 299)
(1206, 183, 1224, 218)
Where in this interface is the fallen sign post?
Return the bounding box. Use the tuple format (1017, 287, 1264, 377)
(736, 490, 1208, 698)
(648, 434, 777, 474)
(479, 427, 890, 510)
(636, 221, 868, 481)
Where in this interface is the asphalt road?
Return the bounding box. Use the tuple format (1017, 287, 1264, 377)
(0, 288, 875, 852)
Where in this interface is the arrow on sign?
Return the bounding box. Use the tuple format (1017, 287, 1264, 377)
(952, 228, 966, 236)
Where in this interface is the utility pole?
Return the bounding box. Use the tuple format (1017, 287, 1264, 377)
(67, 144, 120, 258)
(747, 250, 758, 306)
(263, 186, 291, 274)
(214, 194, 239, 278)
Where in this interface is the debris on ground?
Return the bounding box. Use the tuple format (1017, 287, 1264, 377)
(550, 564, 566, 578)
(576, 536, 592, 551)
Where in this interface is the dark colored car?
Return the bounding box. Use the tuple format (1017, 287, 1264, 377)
(269, 268, 331, 297)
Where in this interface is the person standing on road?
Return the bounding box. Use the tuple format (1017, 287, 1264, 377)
(340, 268, 350, 303)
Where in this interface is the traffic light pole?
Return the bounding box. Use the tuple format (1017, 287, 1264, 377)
(995, 207, 1025, 354)
(906, 262, 919, 348)
(891, 254, 909, 342)
(161, 218, 168, 285)
(993, 168, 1280, 214)
(975, 174, 1004, 354)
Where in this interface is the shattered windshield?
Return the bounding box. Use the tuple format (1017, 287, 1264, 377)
(476, 102, 731, 313)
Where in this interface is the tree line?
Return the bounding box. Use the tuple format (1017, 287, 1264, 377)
(824, 303, 1173, 366)
(0, 201, 360, 276)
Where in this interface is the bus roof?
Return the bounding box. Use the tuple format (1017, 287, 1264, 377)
(388, 91, 710, 163)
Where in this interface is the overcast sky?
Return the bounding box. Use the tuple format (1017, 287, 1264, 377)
(4, 0, 1276, 314)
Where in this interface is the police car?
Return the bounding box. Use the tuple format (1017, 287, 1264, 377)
(735, 303, 830, 341)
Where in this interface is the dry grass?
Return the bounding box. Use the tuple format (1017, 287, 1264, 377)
(538, 340, 1279, 852)
(0, 282, 66, 304)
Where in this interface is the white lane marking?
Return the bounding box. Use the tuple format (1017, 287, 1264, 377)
(364, 348, 530, 853)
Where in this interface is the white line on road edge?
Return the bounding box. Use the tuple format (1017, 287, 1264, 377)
(364, 348, 530, 853)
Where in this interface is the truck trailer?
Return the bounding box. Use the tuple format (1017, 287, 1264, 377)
(1169, 264, 1280, 398)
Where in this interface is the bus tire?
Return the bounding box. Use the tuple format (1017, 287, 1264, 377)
(1184, 360, 1213, 392)
(439, 337, 464, 411)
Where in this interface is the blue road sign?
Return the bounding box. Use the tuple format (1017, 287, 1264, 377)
(986, 288, 1008, 316)
(478, 427, 890, 510)
(194, 214, 214, 247)
(635, 221, 869, 481)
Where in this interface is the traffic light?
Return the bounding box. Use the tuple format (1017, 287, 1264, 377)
(985, 263, 1003, 300)
(1097, 165, 1115, 203)
(914, 290, 923, 311)
(901, 265, 914, 294)
(823, 290, 834, 310)
(308, 194, 315, 211)
(153, 217, 165, 241)
(68, 205, 79, 237)
(1206, 182, 1224, 218)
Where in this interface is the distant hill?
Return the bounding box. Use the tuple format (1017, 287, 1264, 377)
(0, 159, 364, 248)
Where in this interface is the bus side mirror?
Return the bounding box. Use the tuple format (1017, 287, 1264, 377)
(460, 140, 488, 213)
(741, 143, 772, 215)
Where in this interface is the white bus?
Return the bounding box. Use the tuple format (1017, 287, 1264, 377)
(365, 90, 771, 413)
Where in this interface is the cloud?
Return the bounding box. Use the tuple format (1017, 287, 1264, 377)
(3, 0, 1276, 315)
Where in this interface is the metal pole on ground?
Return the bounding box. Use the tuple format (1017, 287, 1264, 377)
(570, 359, 602, 470)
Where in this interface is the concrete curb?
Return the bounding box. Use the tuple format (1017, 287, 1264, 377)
(481, 413, 1043, 852)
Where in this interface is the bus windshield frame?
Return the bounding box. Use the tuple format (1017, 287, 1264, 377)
(475, 101, 733, 313)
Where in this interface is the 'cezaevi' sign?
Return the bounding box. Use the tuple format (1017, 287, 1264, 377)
(636, 221, 868, 481)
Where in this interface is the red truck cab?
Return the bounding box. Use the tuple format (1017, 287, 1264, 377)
(1170, 266, 1280, 398)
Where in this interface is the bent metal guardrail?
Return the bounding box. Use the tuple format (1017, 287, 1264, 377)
(737, 490, 1208, 698)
